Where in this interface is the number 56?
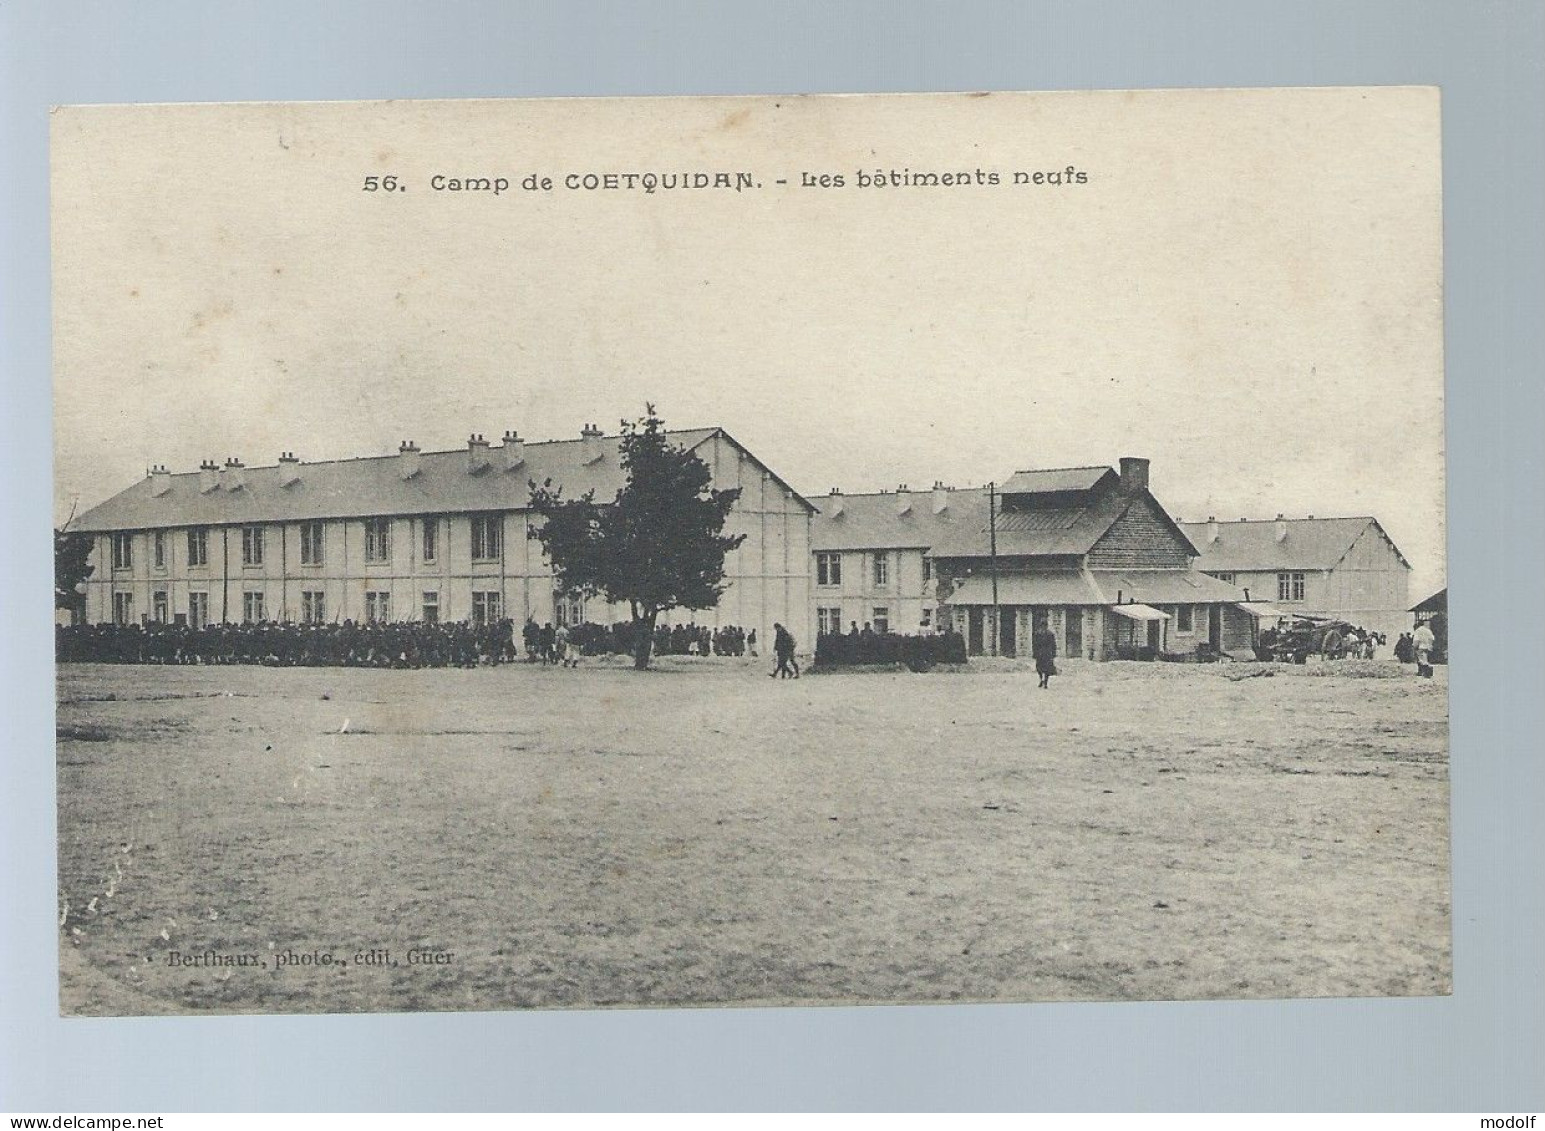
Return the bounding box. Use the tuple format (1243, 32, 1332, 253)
(363, 175, 399, 191)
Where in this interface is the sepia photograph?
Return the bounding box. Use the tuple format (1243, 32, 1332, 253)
(50, 87, 1448, 1016)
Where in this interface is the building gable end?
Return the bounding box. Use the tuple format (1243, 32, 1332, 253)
(1085, 494, 1195, 569)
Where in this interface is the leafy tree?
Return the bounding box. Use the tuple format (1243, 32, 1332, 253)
(528, 407, 745, 670)
(55, 528, 94, 621)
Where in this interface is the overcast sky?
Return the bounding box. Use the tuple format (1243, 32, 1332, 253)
(52, 89, 1445, 595)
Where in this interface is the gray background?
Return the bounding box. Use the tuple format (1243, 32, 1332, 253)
(2, 0, 1541, 1112)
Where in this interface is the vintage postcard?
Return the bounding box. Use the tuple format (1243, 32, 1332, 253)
(51, 88, 1447, 1015)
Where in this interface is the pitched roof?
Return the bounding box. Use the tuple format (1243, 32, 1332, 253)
(71, 428, 814, 533)
(928, 483, 1160, 559)
(1178, 517, 1409, 572)
(1088, 569, 1245, 605)
(821, 462, 1197, 562)
(999, 466, 1116, 495)
(811, 486, 991, 551)
(944, 572, 1107, 606)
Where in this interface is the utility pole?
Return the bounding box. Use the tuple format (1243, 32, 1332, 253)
(988, 480, 999, 657)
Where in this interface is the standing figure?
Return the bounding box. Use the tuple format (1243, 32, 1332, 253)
(1032, 621, 1058, 689)
(1412, 621, 1436, 677)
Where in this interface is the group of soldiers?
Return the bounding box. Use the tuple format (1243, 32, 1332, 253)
(56, 617, 764, 668)
(813, 623, 967, 669)
(552, 620, 757, 660)
(57, 619, 521, 668)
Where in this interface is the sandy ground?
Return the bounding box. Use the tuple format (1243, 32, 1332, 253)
(54, 656, 1450, 1015)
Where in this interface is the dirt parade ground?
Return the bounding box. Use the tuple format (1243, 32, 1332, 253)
(55, 656, 1451, 1015)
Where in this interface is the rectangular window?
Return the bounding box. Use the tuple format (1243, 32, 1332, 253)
(920, 606, 934, 629)
(111, 533, 133, 571)
(243, 591, 266, 623)
(872, 554, 889, 587)
(1212, 571, 1235, 584)
(552, 593, 582, 627)
(112, 591, 134, 625)
(364, 519, 391, 564)
(816, 552, 842, 587)
(473, 591, 504, 627)
(187, 527, 209, 568)
(422, 591, 440, 624)
(421, 518, 438, 564)
(299, 521, 324, 566)
(241, 525, 264, 567)
(1177, 604, 1194, 633)
(365, 591, 392, 623)
(153, 531, 166, 570)
(1278, 571, 1306, 602)
(922, 557, 933, 583)
(471, 515, 502, 561)
(188, 591, 209, 629)
(153, 591, 169, 623)
(301, 590, 325, 625)
(817, 607, 843, 635)
(872, 606, 890, 634)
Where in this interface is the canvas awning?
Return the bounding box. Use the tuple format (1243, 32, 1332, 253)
(1236, 601, 1290, 620)
(1108, 603, 1170, 622)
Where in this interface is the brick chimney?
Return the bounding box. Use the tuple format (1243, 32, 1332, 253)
(1118, 457, 1150, 493)
(222, 457, 246, 492)
(1275, 514, 1288, 543)
(149, 464, 171, 497)
(398, 440, 421, 480)
(894, 484, 912, 516)
(501, 430, 525, 470)
(932, 481, 949, 514)
(827, 487, 844, 518)
(1206, 515, 1219, 543)
(580, 423, 604, 465)
(198, 460, 219, 494)
(466, 433, 490, 474)
(277, 452, 301, 487)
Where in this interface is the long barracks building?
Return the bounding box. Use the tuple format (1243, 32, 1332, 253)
(70, 426, 815, 644)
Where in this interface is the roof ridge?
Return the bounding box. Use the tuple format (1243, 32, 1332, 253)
(1180, 515, 1374, 524)
(146, 428, 718, 476)
(819, 484, 989, 499)
(1007, 464, 1113, 475)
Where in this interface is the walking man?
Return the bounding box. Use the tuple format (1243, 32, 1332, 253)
(1032, 620, 1058, 689)
(771, 622, 800, 679)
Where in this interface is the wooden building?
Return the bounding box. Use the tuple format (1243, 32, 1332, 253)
(71, 426, 814, 645)
(813, 458, 1267, 661)
(1180, 516, 1411, 642)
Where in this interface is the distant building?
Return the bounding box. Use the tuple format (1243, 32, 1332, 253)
(814, 458, 1268, 661)
(1179, 516, 1411, 641)
(1410, 586, 1446, 625)
(69, 426, 814, 645)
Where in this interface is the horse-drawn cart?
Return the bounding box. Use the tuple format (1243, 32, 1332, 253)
(1258, 614, 1357, 663)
